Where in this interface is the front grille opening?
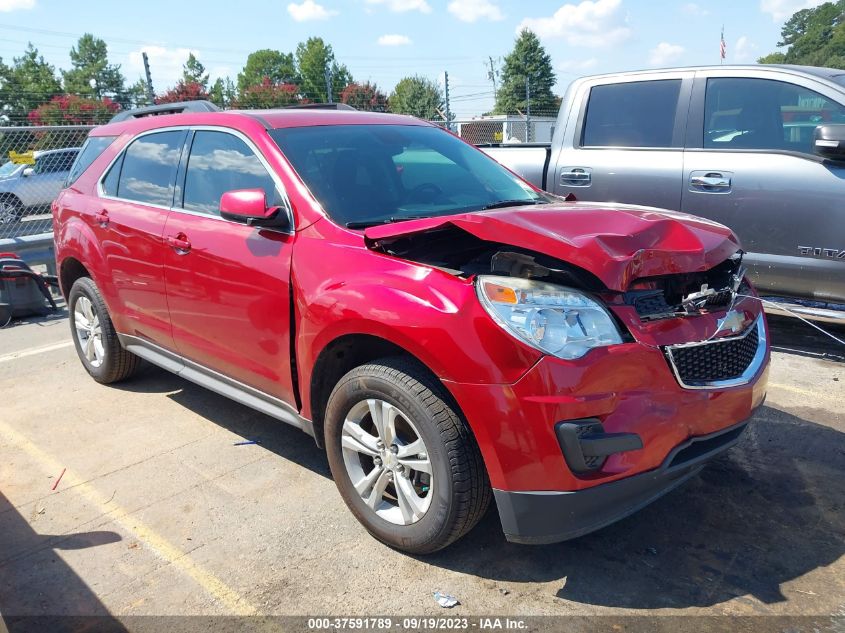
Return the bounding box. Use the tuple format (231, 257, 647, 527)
(668, 424, 746, 469)
(668, 326, 759, 384)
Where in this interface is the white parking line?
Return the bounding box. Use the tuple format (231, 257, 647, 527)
(0, 340, 74, 363)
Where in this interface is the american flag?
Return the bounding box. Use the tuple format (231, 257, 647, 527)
(720, 27, 726, 61)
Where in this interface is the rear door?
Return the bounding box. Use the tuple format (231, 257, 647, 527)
(552, 72, 693, 211)
(682, 70, 845, 302)
(97, 129, 187, 348)
(163, 128, 297, 404)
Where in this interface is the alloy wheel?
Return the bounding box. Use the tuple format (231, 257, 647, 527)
(74, 296, 105, 368)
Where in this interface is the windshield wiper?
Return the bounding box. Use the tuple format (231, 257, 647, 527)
(346, 216, 432, 230)
(481, 199, 544, 210)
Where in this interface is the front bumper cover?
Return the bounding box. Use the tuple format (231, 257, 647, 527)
(494, 419, 749, 544)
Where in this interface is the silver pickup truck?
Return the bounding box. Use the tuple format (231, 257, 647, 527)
(483, 64, 845, 322)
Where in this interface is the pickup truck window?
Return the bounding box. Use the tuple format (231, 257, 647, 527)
(582, 80, 681, 148)
(115, 130, 185, 207)
(182, 131, 280, 216)
(270, 124, 544, 226)
(704, 77, 845, 154)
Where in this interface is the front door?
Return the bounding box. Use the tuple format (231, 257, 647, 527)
(163, 129, 296, 404)
(682, 73, 845, 302)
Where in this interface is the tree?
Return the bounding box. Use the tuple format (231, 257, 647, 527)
(156, 81, 209, 104)
(388, 76, 444, 120)
(182, 53, 209, 90)
(494, 29, 557, 115)
(62, 34, 126, 102)
(759, 1, 845, 68)
(341, 82, 387, 111)
(295, 37, 352, 103)
(126, 78, 151, 107)
(236, 78, 303, 108)
(209, 77, 237, 108)
(237, 49, 298, 95)
(0, 44, 62, 121)
(28, 94, 119, 125)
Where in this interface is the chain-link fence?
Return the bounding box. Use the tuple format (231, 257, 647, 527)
(431, 115, 558, 145)
(0, 125, 94, 240)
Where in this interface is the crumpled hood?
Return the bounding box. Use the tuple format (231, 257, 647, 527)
(364, 202, 740, 291)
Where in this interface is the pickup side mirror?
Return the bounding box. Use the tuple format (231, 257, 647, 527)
(813, 124, 845, 161)
(219, 188, 291, 230)
(22, 167, 34, 177)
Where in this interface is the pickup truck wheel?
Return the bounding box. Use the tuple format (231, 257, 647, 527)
(69, 277, 140, 384)
(0, 197, 22, 224)
(325, 357, 491, 554)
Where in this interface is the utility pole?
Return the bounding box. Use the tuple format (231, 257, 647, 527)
(325, 66, 334, 104)
(142, 52, 155, 105)
(525, 76, 531, 143)
(486, 56, 497, 94)
(444, 71, 452, 131)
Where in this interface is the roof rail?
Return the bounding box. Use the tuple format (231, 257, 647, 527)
(284, 103, 357, 111)
(109, 100, 221, 123)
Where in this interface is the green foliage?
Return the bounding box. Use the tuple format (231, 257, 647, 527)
(28, 94, 119, 125)
(759, 1, 845, 68)
(127, 78, 151, 108)
(182, 53, 209, 89)
(62, 34, 125, 102)
(495, 29, 557, 115)
(1, 44, 62, 121)
(295, 37, 352, 103)
(388, 76, 444, 120)
(237, 49, 299, 96)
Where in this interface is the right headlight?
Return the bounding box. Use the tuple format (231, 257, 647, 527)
(476, 275, 623, 360)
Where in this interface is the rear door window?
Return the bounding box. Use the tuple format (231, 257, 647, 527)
(704, 77, 845, 153)
(116, 130, 186, 207)
(582, 80, 682, 148)
(181, 131, 280, 216)
(66, 136, 115, 186)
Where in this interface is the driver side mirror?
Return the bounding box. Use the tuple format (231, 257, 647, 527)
(813, 124, 845, 161)
(219, 188, 291, 231)
(22, 167, 34, 177)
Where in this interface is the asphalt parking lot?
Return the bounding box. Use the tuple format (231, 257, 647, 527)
(1, 309, 843, 629)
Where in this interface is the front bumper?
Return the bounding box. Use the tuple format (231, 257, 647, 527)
(494, 419, 748, 544)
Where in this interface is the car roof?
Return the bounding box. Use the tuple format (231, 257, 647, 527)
(90, 108, 429, 137)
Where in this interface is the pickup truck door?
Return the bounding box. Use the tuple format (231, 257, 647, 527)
(162, 128, 298, 406)
(551, 72, 693, 211)
(681, 70, 845, 303)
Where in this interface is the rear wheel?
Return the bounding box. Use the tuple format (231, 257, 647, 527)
(69, 277, 140, 384)
(0, 196, 22, 224)
(325, 357, 491, 554)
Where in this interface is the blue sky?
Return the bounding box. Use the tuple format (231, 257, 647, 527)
(0, 0, 826, 116)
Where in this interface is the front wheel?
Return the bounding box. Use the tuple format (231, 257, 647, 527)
(325, 357, 491, 554)
(0, 197, 22, 224)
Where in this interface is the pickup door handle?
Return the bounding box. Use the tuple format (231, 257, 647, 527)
(166, 234, 191, 254)
(690, 172, 732, 192)
(560, 167, 592, 187)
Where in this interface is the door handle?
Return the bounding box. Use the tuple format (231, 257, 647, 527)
(166, 234, 192, 254)
(690, 174, 731, 189)
(560, 167, 592, 186)
(94, 209, 109, 227)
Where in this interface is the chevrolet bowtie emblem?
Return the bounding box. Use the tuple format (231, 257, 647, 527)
(717, 310, 746, 335)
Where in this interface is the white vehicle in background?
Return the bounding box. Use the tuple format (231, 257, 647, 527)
(0, 147, 80, 224)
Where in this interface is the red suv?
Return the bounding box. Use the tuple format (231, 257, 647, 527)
(54, 102, 769, 553)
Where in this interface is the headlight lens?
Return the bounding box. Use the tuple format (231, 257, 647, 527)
(476, 275, 623, 360)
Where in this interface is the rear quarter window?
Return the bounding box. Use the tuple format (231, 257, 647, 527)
(66, 136, 116, 186)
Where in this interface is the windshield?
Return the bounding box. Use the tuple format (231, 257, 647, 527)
(0, 161, 22, 178)
(269, 124, 547, 227)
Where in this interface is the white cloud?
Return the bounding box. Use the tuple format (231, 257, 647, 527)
(517, 0, 631, 48)
(681, 2, 708, 16)
(558, 58, 598, 73)
(126, 46, 198, 91)
(0, 0, 35, 11)
(649, 42, 685, 66)
(365, 0, 431, 13)
(448, 0, 503, 22)
(287, 0, 338, 21)
(378, 34, 412, 46)
(733, 35, 758, 63)
(760, 0, 824, 21)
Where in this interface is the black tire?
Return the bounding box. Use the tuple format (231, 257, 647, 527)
(68, 277, 140, 384)
(0, 195, 22, 224)
(325, 356, 491, 554)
